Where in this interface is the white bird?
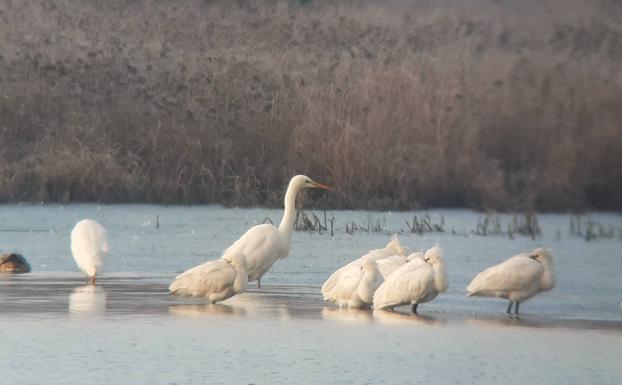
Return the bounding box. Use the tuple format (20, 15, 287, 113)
(70, 219, 109, 284)
(169, 253, 248, 303)
(322, 259, 384, 308)
(376, 251, 423, 279)
(222, 175, 330, 287)
(321, 236, 406, 303)
(466, 248, 555, 315)
(373, 246, 448, 314)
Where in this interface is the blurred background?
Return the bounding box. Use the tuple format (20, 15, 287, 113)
(1, 0, 620, 211)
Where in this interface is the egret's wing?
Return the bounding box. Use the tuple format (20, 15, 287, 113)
(224, 224, 282, 279)
(169, 259, 235, 296)
(373, 259, 433, 309)
(467, 255, 543, 295)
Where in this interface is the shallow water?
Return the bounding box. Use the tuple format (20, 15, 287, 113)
(1, 204, 621, 384)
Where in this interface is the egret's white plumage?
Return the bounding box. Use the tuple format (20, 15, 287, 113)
(70, 219, 109, 284)
(466, 248, 555, 314)
(221, 175, 330, 286)
(321, 236, 406, 303)
(373, 246, 448, 313)
(169, 253, 248, 303)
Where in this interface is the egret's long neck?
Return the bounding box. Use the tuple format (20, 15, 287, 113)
(278, 182, 298, 237)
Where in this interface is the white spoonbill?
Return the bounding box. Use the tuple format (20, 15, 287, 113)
(376, 251, 423, 279)
(223, 175, 330, 287)
(373, 246, 448, 314)
(70, 219, 109, 284)
(321, 236, 406, 302)
(169, 253, 248, 303)
(466, 248, 555, 315)
(322, 259, 383, 308)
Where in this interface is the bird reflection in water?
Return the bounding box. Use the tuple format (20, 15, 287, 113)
(168, 303, 247, 317)
(69, 285, 107, 316)
(373, 309, 446, 326)
(321, 307, 374, 324)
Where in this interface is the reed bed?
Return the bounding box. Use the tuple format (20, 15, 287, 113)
(1, 0, 621, 210)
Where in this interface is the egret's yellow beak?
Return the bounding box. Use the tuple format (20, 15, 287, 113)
(310, 180, 332, 190)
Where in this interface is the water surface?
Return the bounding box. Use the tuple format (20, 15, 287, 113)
(1, 204, 621, 384)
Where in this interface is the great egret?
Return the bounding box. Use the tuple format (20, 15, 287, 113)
(70, 219, 109, 284)
(466, 248, 555, 315)
(222, 175, 330, 287)
(169, 253, 248, 303)
(321, 236, 406, 303)
(373, 246, 448, 314)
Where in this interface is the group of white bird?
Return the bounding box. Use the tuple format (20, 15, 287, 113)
(70, 175, 555, 315)
(320, 236, 555, 315)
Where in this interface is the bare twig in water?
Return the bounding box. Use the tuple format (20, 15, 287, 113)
(294, 209, 335, 234)
(346, 216, 386, 235)
(475, 211, 541, 239)
(405, 214, 445, 235)
(569, 215, 621, 241)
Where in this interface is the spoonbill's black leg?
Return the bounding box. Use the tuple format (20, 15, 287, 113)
(411, 303, 419, 314)
(515, 302, 520, 315)
(506, 301, 513, 314)
(257, 279, 261, 288)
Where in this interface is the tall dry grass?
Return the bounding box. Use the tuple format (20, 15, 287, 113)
(0, 0, 621, 210)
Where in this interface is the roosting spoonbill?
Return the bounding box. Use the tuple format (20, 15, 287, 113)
(373, 246, 448, 314)
(169, 254, 248, 303)
(376, 251, 423, 279)
(70, 219, 109, 284)
(321, 236, 406, 306)
(467, 248, 555, 315)
(322, 259, 384, 308)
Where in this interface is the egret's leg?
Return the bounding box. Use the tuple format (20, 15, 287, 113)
(506, 301, 513, 314)
(257, 279, 261, 288)
(515, 302, 520, 315)
(411, 303, 419, 314)
(89, 276, 96, 285)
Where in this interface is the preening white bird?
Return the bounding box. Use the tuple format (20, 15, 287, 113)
(466, 248, 555, 315)
(222, 175, 330, 287)
(322, 259, 384, 308)
(169, 253, 248, 303)
(70, 219, 109, 284)
(321, 236, 406, 303)
(373, 246, 448, 314)
(376, 251, 423, 279)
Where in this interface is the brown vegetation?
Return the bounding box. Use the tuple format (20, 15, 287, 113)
(1, 0, 621, 210)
